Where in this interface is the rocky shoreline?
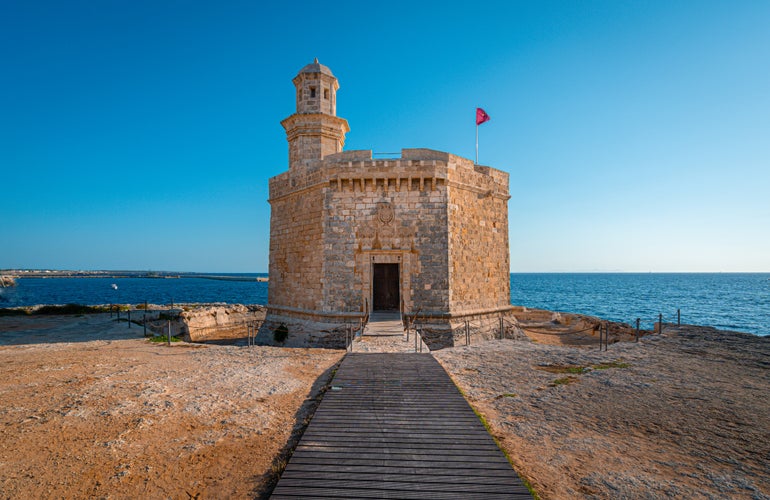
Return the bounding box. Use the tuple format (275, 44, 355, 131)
(0, 275, 16, 287)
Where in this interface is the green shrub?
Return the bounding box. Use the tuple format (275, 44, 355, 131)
(537, 364, 587, 374)
(592, 361, 629, 370)
(274, 323, 289, 343)
(149, 335, 181, 343)
(551, 376, 578, 386)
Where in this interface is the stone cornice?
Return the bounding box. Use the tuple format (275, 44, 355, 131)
(281, 113, 350, 134)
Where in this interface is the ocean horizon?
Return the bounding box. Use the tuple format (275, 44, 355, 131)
(1, 272, 768, 337)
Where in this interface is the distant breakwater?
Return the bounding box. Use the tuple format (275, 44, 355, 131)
(186, 275, 268, 282)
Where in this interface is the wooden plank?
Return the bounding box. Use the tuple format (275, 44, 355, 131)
(270, 353, 532, 499)
(277, 463, 521, 477)
(284, 457, 514, 470)
(279, 469, 525, 485)
(274, 478, 529, 494)
(271, 486, 531, 500)
(296, 441, 502, 452)
(289, 450, 512, 462)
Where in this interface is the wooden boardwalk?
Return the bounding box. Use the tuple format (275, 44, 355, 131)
(271, 353, 532, 499)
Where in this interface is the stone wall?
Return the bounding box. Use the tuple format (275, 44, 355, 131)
(267, 185, 325, 313)
(181, 305, 265, 342)
(446, 156, 511, 313)
(322, 152, 450, 317)
(267, 150, 458, 321)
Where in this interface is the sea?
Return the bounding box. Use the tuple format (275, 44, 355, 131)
(1, 273, 768, 337)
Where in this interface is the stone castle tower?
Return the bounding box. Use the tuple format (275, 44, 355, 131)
(258, 60, 513, 349)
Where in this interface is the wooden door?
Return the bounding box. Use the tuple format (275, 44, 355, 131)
(372, 263, 400, 311)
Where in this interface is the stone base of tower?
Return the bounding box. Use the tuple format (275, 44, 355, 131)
(255, 307, 365, 349)
(408, 306, 520, 350)
(256, 305, 520, 350)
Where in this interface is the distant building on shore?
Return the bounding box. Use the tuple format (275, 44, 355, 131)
(258, 60, 512, 349)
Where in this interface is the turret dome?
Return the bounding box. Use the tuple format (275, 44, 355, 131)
(298, 58, 334, 77)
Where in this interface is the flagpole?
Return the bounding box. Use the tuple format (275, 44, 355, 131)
(475, 123, 479, 165)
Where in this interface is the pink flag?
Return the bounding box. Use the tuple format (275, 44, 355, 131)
(476, 107, 490, 125)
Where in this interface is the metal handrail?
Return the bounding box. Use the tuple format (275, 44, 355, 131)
(404, 308, 422, 342)
(408, 309, 427, 352)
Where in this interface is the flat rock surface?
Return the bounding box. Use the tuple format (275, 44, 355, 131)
(3, 313, 768, 499)
(434, 325, 770, 499)
(0, 314, 344, 498)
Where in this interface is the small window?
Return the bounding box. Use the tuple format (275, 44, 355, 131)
(310, 86, 316, 98)
(324, 88, 329, 99)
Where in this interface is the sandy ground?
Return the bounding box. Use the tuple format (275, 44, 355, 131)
(434, 326, 770, 499)
(0, 313, 344, 499)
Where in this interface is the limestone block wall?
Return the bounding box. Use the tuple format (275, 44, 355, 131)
(446, 156, 511, 314)
(321, 156, 450, 315)
(267, 182, 325, 313)
(264, 147, 511, 349)
(294, 70, 337, 115)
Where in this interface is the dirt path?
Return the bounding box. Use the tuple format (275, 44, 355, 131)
(0, 314, 344, 499)
(434, 326, 770, 499)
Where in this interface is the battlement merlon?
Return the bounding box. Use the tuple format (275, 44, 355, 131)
(269, 148, 510, 202)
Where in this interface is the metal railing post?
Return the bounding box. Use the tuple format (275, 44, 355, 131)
(598, 323, 603, 351)
(636, 318, 640, 342)
(143, 301, 147, 337)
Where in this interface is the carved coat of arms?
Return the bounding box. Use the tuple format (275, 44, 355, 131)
(377, 202, 394, 225)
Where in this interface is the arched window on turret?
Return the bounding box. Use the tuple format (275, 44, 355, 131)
(324, 88, 329, 99)
(310, 86, 316, 98)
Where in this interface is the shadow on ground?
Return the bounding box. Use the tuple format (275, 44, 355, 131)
(251, 359, 343, 499)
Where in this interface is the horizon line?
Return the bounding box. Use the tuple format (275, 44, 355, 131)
(3, 269, 769, 275)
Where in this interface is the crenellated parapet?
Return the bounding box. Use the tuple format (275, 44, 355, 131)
(268, 148, 508, 202)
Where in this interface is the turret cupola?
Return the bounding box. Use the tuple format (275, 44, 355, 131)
(294, 58, 338, 115)
(281, 59, 349, 170)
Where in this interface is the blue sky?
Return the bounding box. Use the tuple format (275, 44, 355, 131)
(1, 1, 768, 272)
